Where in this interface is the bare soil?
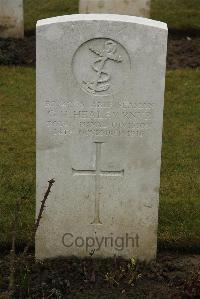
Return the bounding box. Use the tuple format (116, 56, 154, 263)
(0, 252, 199, 298)
(167, 34, 200, 69)
(0, 34, 199, 69)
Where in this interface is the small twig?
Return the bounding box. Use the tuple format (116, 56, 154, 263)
(23, 179, 55, 255)
(34, 179, 55, 234)
(8, 198, 21, 296)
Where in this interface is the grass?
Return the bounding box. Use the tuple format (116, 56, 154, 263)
(159, 69, 200, 250)
(24, 0, 200, 32)
(0, 67, 35, 244)
(24, 0, 79, 32)
(151, 0, 200, 31)
(0, 67, 200, 250)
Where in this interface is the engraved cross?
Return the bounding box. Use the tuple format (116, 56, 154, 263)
(72, 142, 124, 224)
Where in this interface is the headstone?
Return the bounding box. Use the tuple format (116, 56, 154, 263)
(0, 0, 24, 38)
(36, 14, 167, 261)
(79, 0, 150, 18)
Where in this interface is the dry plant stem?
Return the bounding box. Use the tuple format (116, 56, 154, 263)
(8, 199, 21, 295)
(23, 179, 55, 255)
(34, 178, 55, 234)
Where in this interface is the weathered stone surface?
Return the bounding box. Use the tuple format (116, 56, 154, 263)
(79, 0, 151, 17)
(36, 14, 167, 261)
(0, 0, 24, 38)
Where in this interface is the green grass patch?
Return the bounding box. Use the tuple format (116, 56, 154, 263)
(159, 69, 200, 249)
(24, 0, 78, 32)
(0, 67, 35, 244)
(0, 67, 200, 249)
(24, 0, 200, 32)
(151, 0, 200, 30)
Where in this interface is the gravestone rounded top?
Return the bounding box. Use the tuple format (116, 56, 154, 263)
(37, 14, 167, 31)
(79, 0, 151, 17)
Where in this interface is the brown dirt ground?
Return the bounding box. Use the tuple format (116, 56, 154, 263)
(0, 251, 199, 298)
(0, 34, 199, 69)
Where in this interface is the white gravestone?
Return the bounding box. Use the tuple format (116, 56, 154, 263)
(36, 14, 167, 261)
(79, 0, 150, 18)
(0, 0, 24, 38)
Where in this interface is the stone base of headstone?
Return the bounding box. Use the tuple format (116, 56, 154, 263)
(0, 0, 24, 39)
(79, 0, 150, 17)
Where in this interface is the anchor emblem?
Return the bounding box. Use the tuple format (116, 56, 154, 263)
(83, 40, 123, 95)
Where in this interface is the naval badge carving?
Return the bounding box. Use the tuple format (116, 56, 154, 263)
(73, 38, 131, 96)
